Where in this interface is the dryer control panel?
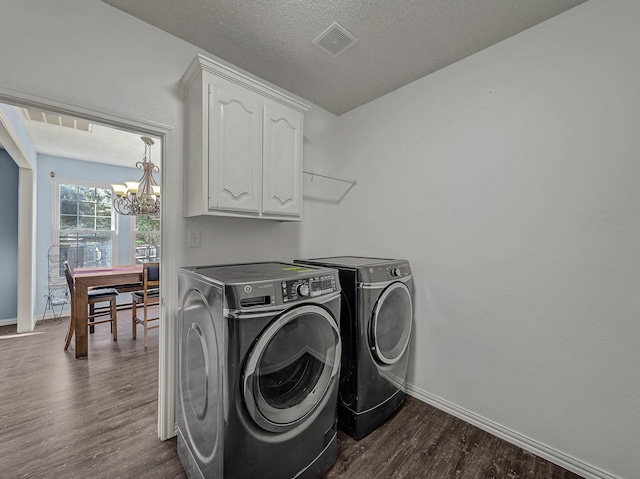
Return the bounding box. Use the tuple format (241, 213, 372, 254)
(282, 274, 337, 302)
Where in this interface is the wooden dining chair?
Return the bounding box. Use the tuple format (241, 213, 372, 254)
(131, 262, 160, 348)
(63, 261, 120, 351)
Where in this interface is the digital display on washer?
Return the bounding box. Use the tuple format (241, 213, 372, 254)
(281, 275, 336, 302)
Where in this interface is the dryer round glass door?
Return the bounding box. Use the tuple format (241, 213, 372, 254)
(243, 305, 341, 433)
(370, 282, 413, 365)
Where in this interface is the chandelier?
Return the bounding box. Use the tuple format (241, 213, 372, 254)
(111, 136, 160, 216)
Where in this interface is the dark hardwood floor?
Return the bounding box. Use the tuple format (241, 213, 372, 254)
(0, 313, 582, 479)
(326, 398, 582, 479)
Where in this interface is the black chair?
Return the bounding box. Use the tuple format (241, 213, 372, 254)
(131, 262, 160, 348)
(63, 261, 119, 351)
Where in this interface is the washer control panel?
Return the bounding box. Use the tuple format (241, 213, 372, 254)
(282, 274, 337, 302)
(386, 262, 411, 279)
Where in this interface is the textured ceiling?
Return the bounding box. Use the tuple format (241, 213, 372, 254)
(20, 117, 159, 168)
(100, 0, 587, 115)
(0, 103, 159, 169)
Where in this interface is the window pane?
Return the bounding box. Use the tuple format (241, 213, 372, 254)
(96, 217, 111, 230)
(136, 215, 150, 231)
(79, 200, 96, 216)
(135, 232, 149, 246)
(59, 232, 113, 268)
(96, 200, 112, 217)
(133, 212, 160, 263)
(58, 233, 84, 267)
(134, 231, 161, 262)
(149, 217, 160, 232)
(96, 188, 111, 203)
(148, 232, 161, 247)
(79, 216, 95, 229)
(60, 215, 78, 230)
(60, 199, 78, 215)
(60, 185, 79, 200)
(79, 186, 96, 201)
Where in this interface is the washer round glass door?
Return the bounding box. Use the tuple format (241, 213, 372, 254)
(243, 304, 341, 432)
(370, 282, 413, 365)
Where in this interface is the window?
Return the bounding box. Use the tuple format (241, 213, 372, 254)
(54, 181, 116, 268)
(133, 215, 160, 263)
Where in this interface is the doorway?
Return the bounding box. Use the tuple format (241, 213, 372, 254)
(0, 91, 176, 441)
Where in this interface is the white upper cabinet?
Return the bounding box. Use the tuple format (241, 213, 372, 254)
(262, 102, 303, 216)
(209, 80, 263, 214)
(182, 55, 309, 220)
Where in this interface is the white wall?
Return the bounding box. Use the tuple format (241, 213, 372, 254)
(301, 1, 640, 478)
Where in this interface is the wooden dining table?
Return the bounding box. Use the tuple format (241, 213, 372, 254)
(73, 264, 144, 359)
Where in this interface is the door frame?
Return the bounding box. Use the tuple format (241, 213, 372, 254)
(0, 85, 178, 441)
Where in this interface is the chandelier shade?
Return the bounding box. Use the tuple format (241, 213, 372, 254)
(111, 136, 160, 216)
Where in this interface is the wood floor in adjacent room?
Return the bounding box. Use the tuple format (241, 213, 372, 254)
(0, 313, 582, 479)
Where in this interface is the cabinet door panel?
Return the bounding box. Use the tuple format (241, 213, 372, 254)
(262, 103, 303, 217)
(209, 83, 262, 213)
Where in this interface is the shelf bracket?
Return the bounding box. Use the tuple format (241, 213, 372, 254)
(303, 170, 357, 203)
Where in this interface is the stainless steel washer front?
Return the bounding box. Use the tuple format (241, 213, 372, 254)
(177, 262, 342, 479)
(295, 256, 414, 440)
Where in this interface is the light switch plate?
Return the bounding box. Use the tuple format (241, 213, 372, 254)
(188, 230, 201, 248)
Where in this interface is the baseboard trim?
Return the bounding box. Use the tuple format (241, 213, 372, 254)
(406, 384, 619, 479)
(34, 311, 70, 323)
(0, 318, 18, 327)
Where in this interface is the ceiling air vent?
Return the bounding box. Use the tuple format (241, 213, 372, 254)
(23, 108, 93, 132)
(313, 22, 358, 57)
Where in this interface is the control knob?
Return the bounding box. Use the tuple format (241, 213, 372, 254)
(389, 267, 401, 277)
(296, 283, 310, 297)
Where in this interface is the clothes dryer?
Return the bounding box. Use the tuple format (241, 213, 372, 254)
(177, 262, 342, 479)
(295, 256, 413, 440)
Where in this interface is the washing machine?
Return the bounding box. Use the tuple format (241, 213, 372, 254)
(295, 256, 413, 440)
(177, 262, 342, 479)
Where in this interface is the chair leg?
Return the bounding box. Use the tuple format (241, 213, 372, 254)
(143, 300, 148, 349)
(64, 312, 75, 351)
(89, 303, 95, 334)
(132, 300, 137, 339)
(111, 297, 118, 341)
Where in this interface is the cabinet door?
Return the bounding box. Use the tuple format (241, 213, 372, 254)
(262, 102, 303, 217)
(208, 81, 263, 214)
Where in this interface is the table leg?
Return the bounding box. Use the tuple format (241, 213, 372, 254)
(74, 281, 89, 358)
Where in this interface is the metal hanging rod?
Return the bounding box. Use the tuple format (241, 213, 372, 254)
(303, 170, 357, 203)
(303, 169, 357, 186)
